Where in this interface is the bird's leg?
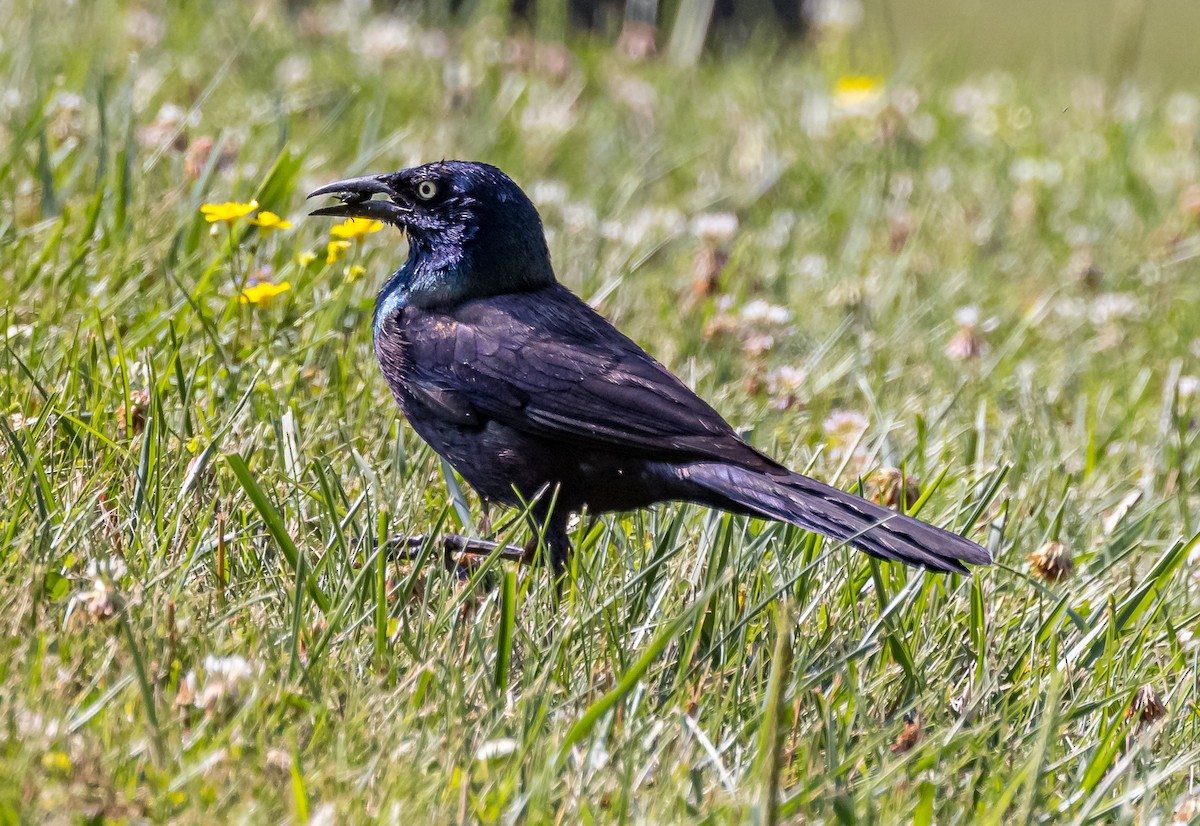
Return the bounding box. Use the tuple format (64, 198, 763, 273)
(523, 510, 573, 574)
(386, 533, 531, 564)
(547, 517, 572, 573)
(386, 503, 573, 573)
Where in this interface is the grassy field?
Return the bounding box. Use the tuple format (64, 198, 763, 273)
(4, 0, 1200, 822)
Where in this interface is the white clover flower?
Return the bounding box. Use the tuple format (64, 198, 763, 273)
(49, 90, 85, 116)
(1009, 157, 1062, 187)
(766, 366, 806, 395)
(204, 654, 254, 681)
(642, 207, 687, 238)
(949, 79, 1008, 139)
(609, 75, 657, 120)
(519, 95, 576, 137)
(124, 7, 165, 47)
(1167, 92, 1200, 130)
(1071, 76, 1106, 118)
(418, 30, 448, 60)
(892, 86, 921, 116)
(307, 803, 337, 826)
(1088, 292, 1141, 325)
(928, 165, 954, 194)
(1064, 225, 1098, 248)
(601, 207, 686, 247)
(740, 299, 792, 324)
(276, 55, 312, 88)
(474, 738, 519, 762)
(949, 83, 988, 117)
(946, 329, 982, 361)
(690, 212, 738, 243)
(810, 0, 864, 30)
(360, 17, 416, 59)
(954, 305, 980, 328)
(0, 88, 22, 117)
(528, 180, 570, 207)
(801, 93, 831, 139)
(823, 410, 868, 448)
(1052, 297, 1087, 320)
(153, 103, 188, 129)
(562, 203, 597, 231)
(796, 253, 826, 279)
(761, 211, 796, 250)
(908, 112, 938, 144)
(599, 220, 627, 242)
(195, 654, 256, 710)
(742, 334, 775, 355)
(4, 323, 32, 341)
(15, 710, 62, 740)
(70, 557, 128, 621)
(954, 305, 999, 331)
(175, 670, 197, 707)
(88, 558, 127, 580)
(1114, 86, 1143, 123)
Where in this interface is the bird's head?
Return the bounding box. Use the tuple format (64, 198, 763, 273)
(308, 161, 555, 304)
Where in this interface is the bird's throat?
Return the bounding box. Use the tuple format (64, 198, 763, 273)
(372, 240, 555, 338)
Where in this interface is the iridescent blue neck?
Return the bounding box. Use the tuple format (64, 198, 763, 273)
(372, 240, 470, 337)
(372, 267, 410, 336)
(371, 226, 556, 337)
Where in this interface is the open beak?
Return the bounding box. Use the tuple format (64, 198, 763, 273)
(307, 173, 411, 225)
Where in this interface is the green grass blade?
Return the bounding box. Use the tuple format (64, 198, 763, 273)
(225, 453, 331, 614)
(495, 567, 517, 692)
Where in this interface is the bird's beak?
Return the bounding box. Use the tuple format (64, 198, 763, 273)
(307, 173, 411, 225)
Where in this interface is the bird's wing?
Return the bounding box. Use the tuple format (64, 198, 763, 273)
(402, 286, 781, 471)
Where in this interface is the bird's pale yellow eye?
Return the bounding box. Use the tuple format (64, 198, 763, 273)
(416, 180, 438, 201)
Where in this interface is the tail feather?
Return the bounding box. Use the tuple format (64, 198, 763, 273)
(681, 463, 991, 574)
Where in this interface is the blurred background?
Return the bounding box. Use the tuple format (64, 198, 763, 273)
(272, 0, 1193, 80)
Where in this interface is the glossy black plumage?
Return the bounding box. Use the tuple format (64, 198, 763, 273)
(310, 161, 991, 574)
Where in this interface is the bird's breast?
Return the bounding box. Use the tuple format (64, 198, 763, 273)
(373, 307, 414, 377)
(372, 283, 408, 340)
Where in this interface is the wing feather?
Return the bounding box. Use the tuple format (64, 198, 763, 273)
(402, 285, 779, 471)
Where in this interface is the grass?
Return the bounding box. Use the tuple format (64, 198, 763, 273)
(3, 0, 1200, 822)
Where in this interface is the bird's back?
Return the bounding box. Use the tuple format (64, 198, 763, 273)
(376, 284, 782, 471)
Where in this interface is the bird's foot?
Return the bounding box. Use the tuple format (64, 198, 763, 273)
(387, 533, 531, 565)
(385, 533, 564, 597)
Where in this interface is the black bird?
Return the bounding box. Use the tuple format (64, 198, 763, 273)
(309, 161, 991, 574)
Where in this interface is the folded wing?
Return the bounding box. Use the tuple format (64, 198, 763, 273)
(404, 284, 781, 471)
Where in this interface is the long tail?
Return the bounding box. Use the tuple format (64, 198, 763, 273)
(680, 463, 991, 574)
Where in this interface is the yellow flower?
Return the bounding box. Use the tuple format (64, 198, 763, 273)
(330, 217, 383, 240)
(239, 281, 292, 305)
(344, 264, 366, 283)
(250, 210, 293, 231)
(200, 199, 259, 224)
(326, 239, 351, 264)
(297, 251, 317, 267)
(833, 75, 883, 111)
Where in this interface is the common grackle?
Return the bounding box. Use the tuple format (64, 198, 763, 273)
(309, 161, 991, 574)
